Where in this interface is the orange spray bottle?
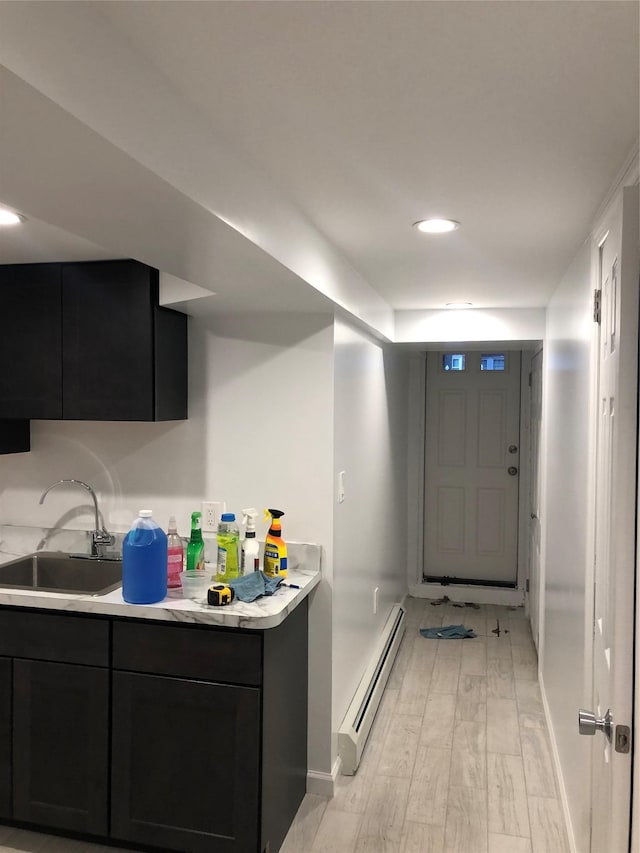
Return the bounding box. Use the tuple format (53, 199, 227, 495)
(263, 509, 288, 578)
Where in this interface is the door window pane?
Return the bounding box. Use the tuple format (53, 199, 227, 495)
(442, 353, 466, 371)
(480, 353, 505, 371)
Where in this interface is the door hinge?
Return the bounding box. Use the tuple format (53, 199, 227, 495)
(526, 578, 530, 593)
(593, 289, 602, 324)
(615, 724, 631, 754)
(528, 371, 532, 387)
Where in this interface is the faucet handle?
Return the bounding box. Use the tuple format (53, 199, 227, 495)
(91, 528, 115, 558)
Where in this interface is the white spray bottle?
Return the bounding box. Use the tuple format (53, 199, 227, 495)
(241, 508, 260, 574)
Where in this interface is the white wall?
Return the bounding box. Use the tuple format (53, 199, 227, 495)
(332, 317, 410, 734)
(394, 307, 545, 343)
(0, 310, 336, 776)
(540, 241, 593, 853)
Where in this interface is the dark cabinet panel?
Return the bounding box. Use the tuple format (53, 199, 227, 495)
(0, 420, 30, 455)
(113, 620, 262, 685)
(62, 259, 187, 421)
(0, 658, 10, 820)
(0, 264, 62, 419)
(0, 609, 109, 666)
(111, 671, 260, 853)
(13, 660, 109, 835)
(262, 601, 308, 853)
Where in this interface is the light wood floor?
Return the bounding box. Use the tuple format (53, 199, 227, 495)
(0, 598, 570, 853)
(281, 597, 571, 853)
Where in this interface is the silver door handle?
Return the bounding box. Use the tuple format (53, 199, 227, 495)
(578, 708, 613, 740)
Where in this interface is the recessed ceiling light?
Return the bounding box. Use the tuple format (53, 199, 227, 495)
(414, 218, 460, 234)
(445, 301, 474, 309)
(0, 208, 25, 226)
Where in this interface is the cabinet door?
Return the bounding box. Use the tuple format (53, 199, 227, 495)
(0, 658, 10, 819)
(62, 259, 156, 420)
(13, 660, 109, 835)
(111, 672, 260, 853)
(0, 264, 62, 418)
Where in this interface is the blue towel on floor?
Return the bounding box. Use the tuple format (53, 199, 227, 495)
(227, 571, 284, 602)
(420, 624, 476, 639)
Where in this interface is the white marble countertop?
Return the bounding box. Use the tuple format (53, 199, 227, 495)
(0, 526, 322, 630)
(0, 566, 320, 630)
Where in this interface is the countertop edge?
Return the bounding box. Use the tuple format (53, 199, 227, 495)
(0, 569, 321, 630)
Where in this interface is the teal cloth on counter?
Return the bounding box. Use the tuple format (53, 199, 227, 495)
(420, 624, 477, 639)
(227, 571, 284, 602)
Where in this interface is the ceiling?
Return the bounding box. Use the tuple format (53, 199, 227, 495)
(0, 1, 637, 322)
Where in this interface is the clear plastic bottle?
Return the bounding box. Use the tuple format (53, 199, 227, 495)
(241, 508, 260, 574)
(166, 515, 184, 588)
(217, 512, 240, 581)
(122, 510, 167, 604)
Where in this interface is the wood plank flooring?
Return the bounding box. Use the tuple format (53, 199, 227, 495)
(281, 598, 570, 853)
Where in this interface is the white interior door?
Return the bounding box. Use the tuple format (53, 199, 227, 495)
(586, 185, 638, 853)
(424, 350, 521, 585)
(528, 349, 543, 652)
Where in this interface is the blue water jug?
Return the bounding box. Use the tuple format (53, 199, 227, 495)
(122, 510, 168, 604)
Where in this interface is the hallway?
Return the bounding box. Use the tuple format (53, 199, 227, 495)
(282, 597, 570, 853)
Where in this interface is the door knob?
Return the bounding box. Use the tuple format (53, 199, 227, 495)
(578, 708, 613, 740)
(508, 466, 518, 476)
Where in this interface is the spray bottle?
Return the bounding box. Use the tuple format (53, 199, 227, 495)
(241, 508, 260, 574)
(263, 508, 287, 578)
(166, 515, 184, 588)
(186, 511, 205, 572)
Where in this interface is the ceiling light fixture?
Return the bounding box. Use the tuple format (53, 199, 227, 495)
(0, 208, 25, 226)
(445, 301, 474, 309)
(413, 218, 460, 234)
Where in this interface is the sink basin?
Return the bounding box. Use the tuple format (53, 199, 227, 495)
(0, 551, 122, 595)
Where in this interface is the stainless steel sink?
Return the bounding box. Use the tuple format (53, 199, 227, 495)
(0, 551, 122, 595)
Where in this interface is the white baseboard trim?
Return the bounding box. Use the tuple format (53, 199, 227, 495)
(539, 670, 577, 853)
(306, 755, 342, 798)
(410, 582, 525, 607)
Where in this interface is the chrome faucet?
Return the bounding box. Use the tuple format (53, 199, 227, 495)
(39, 479, 115, 558)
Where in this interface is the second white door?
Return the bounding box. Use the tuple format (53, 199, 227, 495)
(424, 350, 521, 585)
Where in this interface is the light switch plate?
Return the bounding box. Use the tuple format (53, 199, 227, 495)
(338, 470, 346, 503)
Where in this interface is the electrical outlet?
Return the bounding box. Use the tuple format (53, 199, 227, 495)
(202, 501, 225, 532)
(373, 586, 379, 615)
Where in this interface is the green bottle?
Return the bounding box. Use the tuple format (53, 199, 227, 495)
(186, 511, 205, 572)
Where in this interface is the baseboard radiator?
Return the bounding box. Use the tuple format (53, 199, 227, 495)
(338, 604, 406, 775)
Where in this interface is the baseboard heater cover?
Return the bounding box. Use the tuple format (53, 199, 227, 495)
(338, 603, 406, 776)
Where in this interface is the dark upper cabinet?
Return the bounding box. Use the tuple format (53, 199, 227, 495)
(0, 264, 62, 419)
(0, 259, 187, 423)
(0, 657, 10, 820)
(0, 420, 30, 455)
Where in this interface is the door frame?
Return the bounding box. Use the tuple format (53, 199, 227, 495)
(408, 345, 538, 605)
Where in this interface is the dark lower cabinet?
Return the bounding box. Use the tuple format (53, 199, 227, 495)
(111, 672, 261, 852)
(0, 658, 11, 820)
(12, 660, 109, 835)
(0, 603, 308, 853)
